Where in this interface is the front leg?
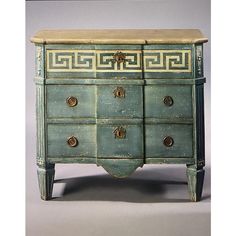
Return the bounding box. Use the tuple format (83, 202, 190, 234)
(186, 164, 205, 202)
(37, 163, 55, 200)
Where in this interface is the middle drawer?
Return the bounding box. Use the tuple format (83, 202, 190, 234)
(145, 85, 193, 118)
(46, 85, 96, 118)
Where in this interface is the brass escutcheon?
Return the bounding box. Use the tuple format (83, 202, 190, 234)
(66, 96, 78, 107)
(113, 51, 126, 64)
(113, 87, 125, 98)
(163, 96, 174, 106)
(163, 136, 174, 147)
(67, 136, 78, 147)
(113, 126, 126, 139)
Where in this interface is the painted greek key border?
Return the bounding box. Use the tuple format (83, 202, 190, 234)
(47, 49, 96, 72)
(143, 50, 192, 72)
(96, 50, 142, 72)
(46, 49, 192, 73)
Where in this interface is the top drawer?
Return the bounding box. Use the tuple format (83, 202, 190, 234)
(46, 45, 142, 79)
(143, 45, 193, 79)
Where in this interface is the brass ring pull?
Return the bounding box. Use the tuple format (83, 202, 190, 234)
(113, 87, 125, 98)
(163, 136, 174, 147)
(113, 51, 126, 64)
(67, 136, 78, 147)
(66, 96, 78, 107)
(163, 96, 174, 106)
(113, 126, 126, 139)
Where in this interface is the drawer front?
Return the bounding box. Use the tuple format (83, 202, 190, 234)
(46, 45, 142, 78)
(145, 85, 192, 118)
(97, 124, 143, 158)
(47, 124, 96, 157)
(145, 124, 193, 158)
(97, 85, 143, 118)
(143, 45, 193, 78)
(46, 45, 96, 78)
(46, 85, 96, 118)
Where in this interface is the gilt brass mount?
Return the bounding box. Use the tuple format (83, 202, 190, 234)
(163, 136, 174, 147)
(67, 136, 78, 147)
(113, 51, 126, 64)
(113, 126, 126, 139)
(163, 96, 174, 106)
(113, 87, 125, 98)
(66, 96, 78, 107)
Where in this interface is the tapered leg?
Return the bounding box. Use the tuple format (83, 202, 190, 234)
(186, 165, 205, 202)
(37, 164, 55, 200)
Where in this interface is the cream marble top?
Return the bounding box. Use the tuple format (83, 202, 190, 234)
(31, 29, 208, 44)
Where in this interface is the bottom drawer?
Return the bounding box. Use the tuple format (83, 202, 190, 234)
(145, 124, 193, 158)
(97, 124, 143, 158)
(47, 124, 96, 157)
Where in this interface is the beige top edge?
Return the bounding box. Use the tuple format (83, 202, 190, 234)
(30, 29, 208, 44)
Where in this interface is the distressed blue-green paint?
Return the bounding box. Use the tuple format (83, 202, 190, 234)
(47, 124, 96, 157)
(96, 72, 142, 79)
(32, 33, 207, 201)
(146, 158, 194, 164)
(97, 159, 143, 178)
(145, 77, 205, 85)
(46, 85, 96, 118)
(145, 85, 192, 118)
(145, 124, 193, 158)
(186, 165, 205, 202)
(97, 85, 143, 118)
(47, 71, 96, 78)
(46, 118, 96, 124)
(97, 124, 143, 159)
(48, 157, 96, 164)
(37, 165, 55, 200)
(45, 78, 145, 85)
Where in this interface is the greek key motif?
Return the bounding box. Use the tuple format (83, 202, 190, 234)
(96, 50, 142, 72)
(144, 50, 192, 72)
(47, 50, 96, 72)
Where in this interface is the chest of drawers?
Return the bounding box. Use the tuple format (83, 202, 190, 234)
(31, 29, 208, 201)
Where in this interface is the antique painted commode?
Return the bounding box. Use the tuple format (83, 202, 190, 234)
(31, 29, 208, 201)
